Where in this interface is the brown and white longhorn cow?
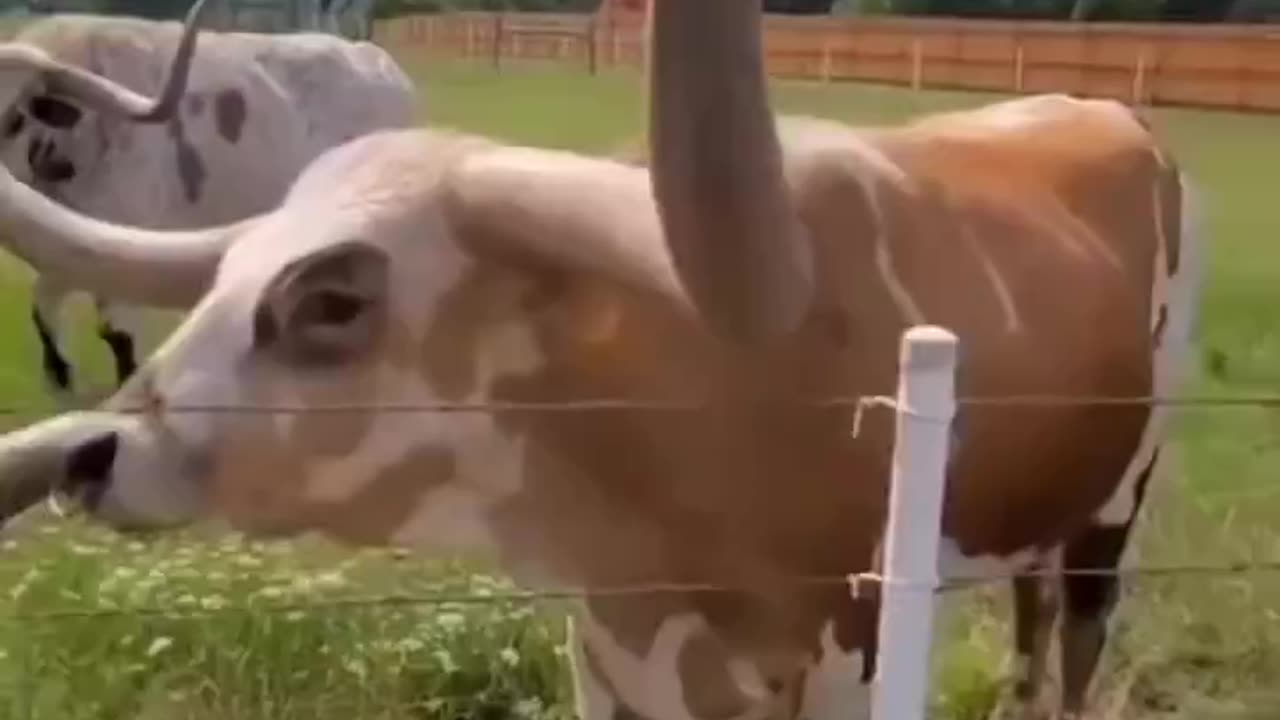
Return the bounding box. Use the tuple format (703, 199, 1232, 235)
(0, 1, 1203, 719)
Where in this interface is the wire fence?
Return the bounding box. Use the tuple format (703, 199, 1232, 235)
(2, 389, 1279, 612)
(7, 558, 1280, 624)
(6, 392, 1280, 416)
(0, 386, 1278, 717)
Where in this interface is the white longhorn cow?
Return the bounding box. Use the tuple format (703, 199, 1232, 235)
(0, 0, 416, 402)
(0, 2, 1204, 720)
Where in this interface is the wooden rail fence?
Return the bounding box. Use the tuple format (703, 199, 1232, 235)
(374, 11, 1280, 113)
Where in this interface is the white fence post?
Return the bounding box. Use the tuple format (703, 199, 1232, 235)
(870, 325, 958, 720)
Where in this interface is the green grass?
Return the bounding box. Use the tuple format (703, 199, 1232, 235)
(0, 54, 1278, 719)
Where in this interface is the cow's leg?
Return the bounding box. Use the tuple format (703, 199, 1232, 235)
(93, 297, 142, 387)
(1058, 449, 1160, 719)
(795, 620, 873, 720)
(566, 616, 626, 720)
(1010, 569, 1059, 720)
(574, 604, 781, 720)
(32, 275, 75, 400)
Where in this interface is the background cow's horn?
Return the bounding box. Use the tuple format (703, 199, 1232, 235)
(0, 0, 211, 122)
(0, 161, 259, 307)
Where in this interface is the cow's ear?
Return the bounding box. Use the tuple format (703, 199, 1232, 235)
(27, 95, 82, 129)
(253, 241, 389, 367)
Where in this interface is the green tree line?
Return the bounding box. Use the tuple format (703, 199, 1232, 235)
(837, 0, 1278, 22)
(19, 0, 1278, 25)
(372, 0, 1277, 23)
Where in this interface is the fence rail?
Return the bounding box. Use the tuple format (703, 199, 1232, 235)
(373, 10, 1280, 113)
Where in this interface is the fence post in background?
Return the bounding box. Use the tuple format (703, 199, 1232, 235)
(1132, 48, 1149, 105)
(910, 38, 923, 92)
(491, 14, 504, 69)
(606, 6, 618, 66)
(869, 325, 958, 720)
(586, 17, 600, 75)
(1014, 43, 1025, 92)
(821, 36, 834, 83)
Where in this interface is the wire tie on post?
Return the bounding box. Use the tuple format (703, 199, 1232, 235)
(851, 396, 896, 439)
(848, 571, 881, 599)
(851, 395, 956, 439)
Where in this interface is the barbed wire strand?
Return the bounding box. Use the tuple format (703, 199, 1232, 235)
(8, 559, 1280, 623)
(1, 392, 1280, 417)
(0, 392, 1276, 620)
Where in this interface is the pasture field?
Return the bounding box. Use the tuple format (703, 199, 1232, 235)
(0, 55, 1277, 719)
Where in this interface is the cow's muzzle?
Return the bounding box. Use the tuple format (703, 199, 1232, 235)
(62, 430, 119, 514)
(0, 412, 132, 528)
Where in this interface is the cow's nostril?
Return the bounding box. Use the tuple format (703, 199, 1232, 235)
(65, 432, 119, 509)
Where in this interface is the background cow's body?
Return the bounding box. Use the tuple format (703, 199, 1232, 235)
(0, 12, 417, 400)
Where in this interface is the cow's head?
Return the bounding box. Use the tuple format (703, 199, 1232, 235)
(0, 124, 703, 551)
(0, 0, 210, 188)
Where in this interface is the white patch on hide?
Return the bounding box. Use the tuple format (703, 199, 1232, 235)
(798, 621, 872, 720)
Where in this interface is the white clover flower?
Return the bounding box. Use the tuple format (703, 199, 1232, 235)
(314, 571, 346, 589)
(499, 647, 521, 667)
(435, 612, 466, 630)
(432, 650, 457, 674)
(343, 658, 368, 679)
(395, 637, 425, 653)
(514, 698, 544, 718)
(234, 554, 265, 569)
(146, 637, 174, 657)
(69, 542, 102, 556)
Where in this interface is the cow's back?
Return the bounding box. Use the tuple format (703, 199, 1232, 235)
(217, 32, 419, 156)
(777, 94, 1170, 556)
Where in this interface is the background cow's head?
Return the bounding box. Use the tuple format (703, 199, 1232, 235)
(0, 0, 210, 190)
(1, 87, 90, 187)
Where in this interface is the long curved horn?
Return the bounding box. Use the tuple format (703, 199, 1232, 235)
(0, 162, 258, 307)
(1, 0, 212, 123)
(647, 0, 814, 346)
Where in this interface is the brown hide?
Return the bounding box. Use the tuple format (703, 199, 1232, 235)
(456, 99, 1172, 672)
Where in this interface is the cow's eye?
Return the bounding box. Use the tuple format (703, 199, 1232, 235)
(295, 289, 367, 328)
